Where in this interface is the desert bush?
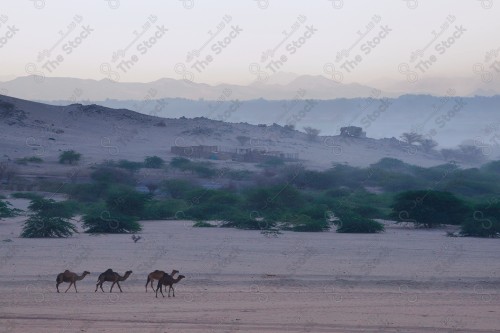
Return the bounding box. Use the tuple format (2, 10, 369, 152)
(144, 156, 165, 168)
(15, 156, 44, 165)
(81, 185, 148, 234)
(105, 185, 150, 217)
(82, 202, 142, 234)
(282, 213, 330, 232)
(91, 166, 136, 185)
(460, 202, 500, 237)
(160, 179, 199, 199)
(193, 220, 215, 227)
(391, 190, 470, 228)
(20, 198, 78, 238)
(244, 185, 304, 212)
(0, 200, 20, 218)
(191, 163, 217, 178)
(11, 192, 43, 200)
(66, 183, 108, 202)
(59, 150, 81, 164)
(303, 126, 321, 141)
(141, 199, 187, 220)
(334, 211, 384, 233)
(219, 211, 263, 230)
(170, 157, 192, 171)
(117, 159, 143, 171)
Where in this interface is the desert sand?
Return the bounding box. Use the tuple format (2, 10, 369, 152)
(0, 198, 499, 332)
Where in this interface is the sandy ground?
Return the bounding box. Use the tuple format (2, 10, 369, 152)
(0, 202, 499, 333)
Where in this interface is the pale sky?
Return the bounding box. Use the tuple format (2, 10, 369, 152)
(0, 0, 499, 86)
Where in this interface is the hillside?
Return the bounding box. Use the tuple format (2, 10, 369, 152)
(0, 94, 468, 170)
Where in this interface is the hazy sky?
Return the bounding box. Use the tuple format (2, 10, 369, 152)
(1, 0, 499, 86)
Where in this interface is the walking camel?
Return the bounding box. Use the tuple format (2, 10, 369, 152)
(95, 269, 133, 293)
(145, 269, 179, 292)
(155, 274, 185, 298)
(56, 270, 90, 293)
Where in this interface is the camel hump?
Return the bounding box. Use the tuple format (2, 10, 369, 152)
(64, 269, 70, 273)
(105, 268, 113, 273)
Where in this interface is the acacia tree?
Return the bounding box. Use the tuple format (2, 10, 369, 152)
(391, 190, 470, 228)
(59, 150, 81, 164)
(21, 198, 77, 238)
(144, 156, 165, 168)
(82, 186, 148, 233)
(303, 127, 321, 141)
(400, 132, 423, 145)
(418, 138, 438, 152)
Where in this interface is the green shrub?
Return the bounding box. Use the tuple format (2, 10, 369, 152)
(66, 183, 108, 202)
(160, 179, 199, 199)
(105, 185, 150, 217)
(170, 157, 192, 171)
(82, 203, 142, 234)
(460, 203, 500, 237)
(117, 159, 143, 171)
(219, 211, 263, 230)
(91, 166, 136, 185)
(144, 156, 165, 168)
(20, 198, 77, 238)
(11, 192, 43, 200)
(16, 156, 44, 165)
(390, 190, 470, 228)
(193, 221, 215, 227)
(0, 200, 20, 218)
(59, 150, 81, 164)
(141, 199, 187, 220)
(283, 214, 330, 232)
(335, 211, 384, 233)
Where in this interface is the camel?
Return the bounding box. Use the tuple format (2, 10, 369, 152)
(155, 274, 185, 298)
(145, 269, 179, 292)
(56, 270, 90, 293)
(95, 269, 133, 293)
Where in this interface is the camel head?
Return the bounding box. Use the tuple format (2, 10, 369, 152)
(176, 275, 186, 282)
(171, 269, 179, 276)
(82, 271, 90, 276)
(124, 270, 133, 278)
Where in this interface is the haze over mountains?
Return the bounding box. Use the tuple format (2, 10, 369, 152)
(1, 73, 499, 102)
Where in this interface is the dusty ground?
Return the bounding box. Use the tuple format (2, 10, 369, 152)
(0, 202, 499, 332)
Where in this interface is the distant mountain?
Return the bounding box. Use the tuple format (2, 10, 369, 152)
(0, 75, 390, 101)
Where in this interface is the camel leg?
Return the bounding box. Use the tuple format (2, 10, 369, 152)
(151, 280, 156, 292)
(64, 282, 73, 293)
(116, 281, 123, 292)
(110, 282, 116, 292)
(156, 281, 164, 298)
(99, 282, 105, 292)
(95, 280, 100, 292)
(145, 278, 149, 292)
(56, 282, 61, 293)
(74, 282, 78, 293)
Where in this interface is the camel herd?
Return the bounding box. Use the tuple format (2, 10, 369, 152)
(56, 269, 185, 298)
